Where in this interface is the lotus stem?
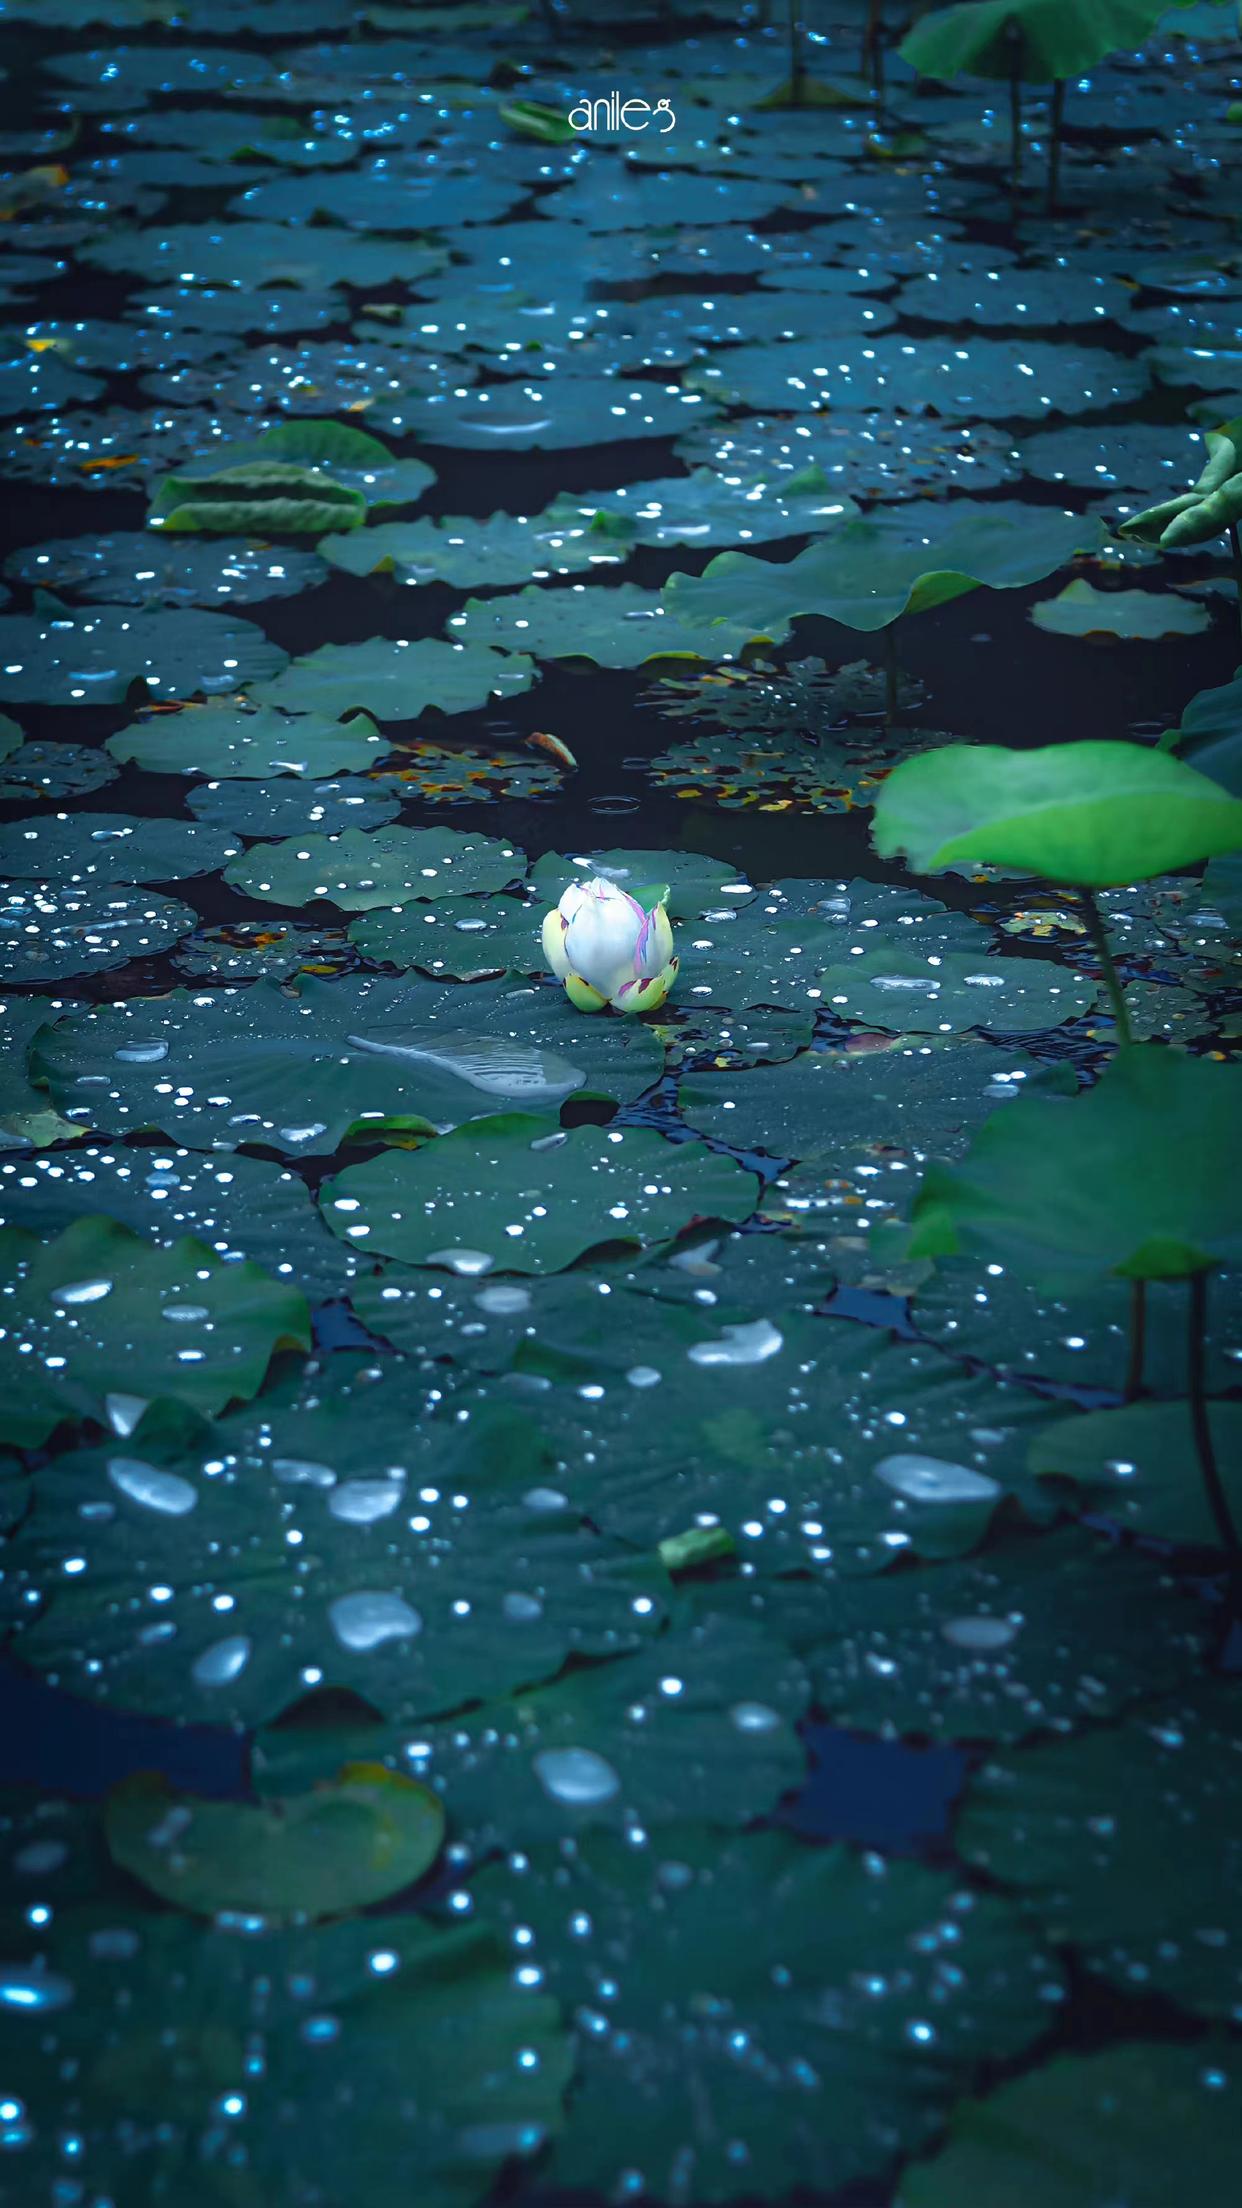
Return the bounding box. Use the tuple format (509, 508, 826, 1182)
(1124, 1278, 1146, 1401)
(1188, 1271, 1242, 1591)
(1229, 520, 1242, 642)
(1047, 79, 1065, 212)
(1079, 888, 1133, 1047)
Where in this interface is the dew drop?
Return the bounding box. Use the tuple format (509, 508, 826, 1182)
(107, 1457, 198, 1516)
(873, 1454, 1001, 1503)
(329, 1592, 422, 1650)
(532, 1747, 621, 1805)
(192, 1635, 252, 1687)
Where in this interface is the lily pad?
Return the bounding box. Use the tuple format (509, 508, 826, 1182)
(224, 824, 524, 912)
(815, 944, 1096, 1034)
(0, 739, 118, 801)
(3, 531, 326, 603)
(897, 2042, 1242, 2208)
(0, 992, 82, 1148)
(82, 217, 449, 292)
(321, 1117, 759, 1273)
(107, 701, 391, 779)
(147, 460, 367, 537)
(907, 1045, 1242, 1285)
(549, 466, 859, 551)
(186, 774, 400, 838)
(0, 881, 196, 983)
(1028, 1398, 1242, 1549)
(1030, 578, 1212, 638)
(449, 580, 758, 668)
(32, 974, 666, 1153)
(956, 1683, 1242, 2018)
(0, 1215, 310, 1447)
(194, 417, 436, 510)
(250, 637, 536, 721)
(0, 811, 236, 885)
(687, 334, 1147, 423)
(471, 1826, 1060, 2201)
(0, 603, 288, 704)
(872, 739, 1242, 885)
(375, 374, 712, 449)
(350, 892, 545, 979)
(172, 918, 356, 981)
(528, 849, 753, 922)
(104, 1765, 445, 1920)
(319, 509, 632, 589)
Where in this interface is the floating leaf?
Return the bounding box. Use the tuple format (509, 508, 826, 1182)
(0, 739, 118, 801)
(1028, 1397, 1242, 1547)
(224, 824, 523, 912)
(107, 701, 391, 779)
(816, 944, 1096, 1034)
(0, 881, 195, 983)
(147, 459, 367, 537)
(0, 811, 236, 885)
(528, 849, 753, 921)
(0, 604, 287, 705)
(250, 637, 536, 721)
(1030, 578, 1212, 638)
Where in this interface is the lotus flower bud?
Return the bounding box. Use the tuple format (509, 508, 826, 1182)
(541, 875, 678, 1014)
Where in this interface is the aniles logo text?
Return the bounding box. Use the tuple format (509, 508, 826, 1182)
(568, 93, 675, 134)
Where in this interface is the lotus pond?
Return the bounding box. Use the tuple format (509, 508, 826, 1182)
(1, 0, 1241, 2202)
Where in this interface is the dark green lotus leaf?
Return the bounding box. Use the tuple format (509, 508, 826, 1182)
(230, 164, 523, 231)
(956, 1682, 1242, 2018)
(663, 505, 1097, 640)
(680, 1038, 1038, 1169)
(320, 509, 631, 588)
(49, 39, 272, 93)
(816, 944, 1096, 1034)
(186, 774, 399, 838)
(350, 891, 544, 979)
(1150, 338, 1242, 392)
(448, 580, 756, 667)
(381, 373, 714, 450)
(0, 811, 237, 885)
(0, 881, 196, 984)
(0, 1904, 570, 2208)
(0, 993, 82, 1148)
(0, 711, 20, 759)
(549, 466, 859, 551)
(82, 217, 450, 292)
(901, 0, 1171, 82)
(907, 1045, 1242, 1284)
(147, 460, 367, 538)
(105, 1766, 445, 1921)
(1019, 418, 1207, 494)
(1030, 578, 1211, 638)
(172, 918, 355, 981)
(1165, 666, 1242, 795)
(872, 739, 1242, 884)
(687, 334, 1147, 422)
(677, 410, 1022, 504)
(321, 1117, 759, 1273)
(471, 1825, 1060, 2200)
(0, 1143, 356, 1303)
(194, 418, 436, 510)
(32, 974, 666, 1153)
(3, 531, 326, 604)
(0, 739, 118, 801)
(107, 701, 391, 779)
(648, 720, 952, 812)
(224, 824, 524, 911)
(709, 1527, 1207, 1744)
(0, 1215, 310, 1447)
(0, 1366, 670, 1723)
(899, 266, 1131, 329)
(528, 849, 753, 921)
(0, 604, 287, 705)
(256, 1615, 808, 1847)
(251, 636, 536, 720)
(1200, 848, 1242, 932)
(897, 2041, 1242, 2208)
(1028, 1398, 1242, 1548)
(0, 352, 103, 418)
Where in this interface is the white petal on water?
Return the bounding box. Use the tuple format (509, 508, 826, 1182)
(532, 1746, 621, 1805)
(329, 1591, 422, 1651)
(106, 1457, 198, 1516)
(192, 1635, 252, 1687)
(687, 1319, 783, 1368)
(940, 1614, 1021, 1651)
(873, 1453, 1001, 1504)
(345, 1029, 584, 1104)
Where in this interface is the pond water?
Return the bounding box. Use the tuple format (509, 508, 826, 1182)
(0, 1, 1240, 2203)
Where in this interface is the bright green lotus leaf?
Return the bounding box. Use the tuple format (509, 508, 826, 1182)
(528, 849, 753, 921)
(0, 1216, 310, 1446)
(319, 508, 631, 588)
(662, 505, 1097, 639)
(816, 944, 1096, 1033)
(956, 1682, 1242, 2018)
(147, 459, 367, 536)
(900, 0, 1172, 82)
(107, 702, 390, 779)
(708, 1526, 1207, 1745)
(471, 1826, 1061, 2200)
(871, 739, 1242, 885)
(254, 1615, 808, 1846)
(0, 882, 197, 985)
(31, 974, 665, 1153)
(1164, 665, 1242, 795)
(0, 810, 236, 885)
(0, 1361, 670, 1724)
(223, 824, 524, 912)
(250, 636, 536, 721)
(0, 1142, 356, 1304)
(1117, 427, 1242, 548)
(1030, 577, 1211, 638)
(321, 1117, 759, 1273)
(195, 418, 436, 509)
(104, 1766, 445, 1921)
(907, 1045, 1242, 1283)
(499, 96, 579, 143)
(897, 2042, 1242, 2208)
(0, 604, 287, 705)
(1028, 1397, 1242, 1547)
(0, 1906, 570, 2208)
